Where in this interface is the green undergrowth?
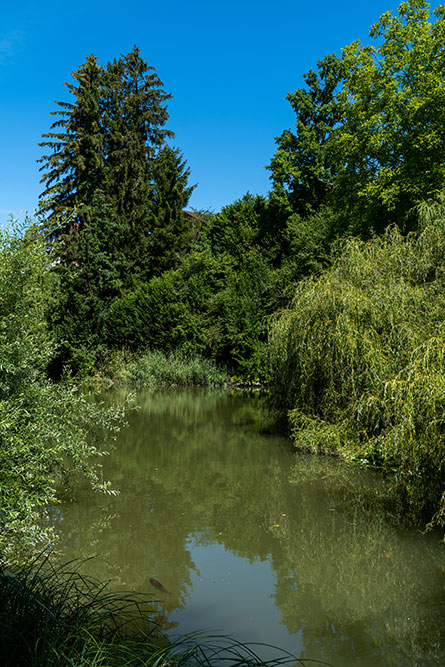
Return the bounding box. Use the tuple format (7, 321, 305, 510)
(0, 555, 312, 667)
(92, 349, 230, 390)
(267, 201, 445, 530)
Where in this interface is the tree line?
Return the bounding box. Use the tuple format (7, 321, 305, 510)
(37, 1, 445, 381)
(1, 0, 444, 557)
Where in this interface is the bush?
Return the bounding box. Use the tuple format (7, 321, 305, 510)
(0, 221, 122, 562)
(104, 277, 192, 352)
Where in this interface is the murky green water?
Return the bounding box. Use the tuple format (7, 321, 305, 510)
(49, 388, 445, 666)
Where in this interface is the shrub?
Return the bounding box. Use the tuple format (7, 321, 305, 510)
(0, 221, 122, 562)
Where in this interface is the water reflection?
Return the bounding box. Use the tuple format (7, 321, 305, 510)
(49, 388, 445, 666)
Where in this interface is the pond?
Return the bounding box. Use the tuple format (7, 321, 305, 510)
(49, 388, 445, 666)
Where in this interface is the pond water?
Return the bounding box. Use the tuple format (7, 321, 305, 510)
(49, 388, 445, 666)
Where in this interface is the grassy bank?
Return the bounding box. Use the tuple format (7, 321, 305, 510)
(267, 202, 445, 530)
(0, 556, 307, 667)
(92, 349, 230, 390)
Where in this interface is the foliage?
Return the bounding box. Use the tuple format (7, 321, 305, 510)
(204, 194, 269, 258)
(37, 1, 445, 390)
(0, 222, 122, 562)
(275, 208, 334, 294)
(334, 0, 445, 234)
(0, 555, 302, 666)
(110, 349, 229, 388)
(39, 48, 196, 375)
(267, 202, 445, 528)
(197, 196, 333, 377)
(99, 48, 174, 238)
(269, 0, 445, 235)
(268, 54, 344, 218)
(99, 191, 334, 381)
(0, 555, 160, 666)
(149, 146, 196, 274)
(104, 275, 192, 353)
(210, 249, 274, 379)
(38, 55, 104, 224)
(46, 192, 127, 376)
(39, 46, 194, 280)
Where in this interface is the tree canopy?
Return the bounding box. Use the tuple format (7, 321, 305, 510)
(269, 0, 445, 235)
(38, 47, 195, 374)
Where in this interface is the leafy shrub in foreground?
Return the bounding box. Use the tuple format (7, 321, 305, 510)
(0, 222, 122, 562)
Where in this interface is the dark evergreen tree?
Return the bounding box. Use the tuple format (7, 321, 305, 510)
(39, 55, 104, 228)
(39, 48, 196, 374)
(149, 146, 195, 273)
(47, 190, 131, 376)
(39, 46, 193, 280)
(101, 48, 173, 243)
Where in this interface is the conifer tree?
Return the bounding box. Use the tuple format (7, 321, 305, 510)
(39, 48, 195, 373)
(149, 146, 195, 273)
(39, 46, 193, 280)
(101, 48, 174, 236)
(39, 55, 104, 228)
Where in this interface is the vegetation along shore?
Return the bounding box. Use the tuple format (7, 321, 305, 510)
(1, 1, 444, 664)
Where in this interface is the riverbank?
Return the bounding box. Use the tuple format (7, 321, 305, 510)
(89, 349, 231, 391)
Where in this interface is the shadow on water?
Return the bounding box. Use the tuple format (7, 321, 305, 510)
(48, 388, 445, 666)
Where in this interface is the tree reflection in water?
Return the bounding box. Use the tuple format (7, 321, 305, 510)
(48, 388, 445, 665)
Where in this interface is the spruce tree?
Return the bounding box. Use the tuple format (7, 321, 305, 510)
(39, 47, 196, 373)
(39, 55, 104, 228)
(102, 48, 173, 228)
(149, 146, 195, 273)
(39, 46, 193, 280)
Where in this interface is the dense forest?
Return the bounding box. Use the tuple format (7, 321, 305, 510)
(1, 0, 444, 564)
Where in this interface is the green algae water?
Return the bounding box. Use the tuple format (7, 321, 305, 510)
(49, 389, 445, 666)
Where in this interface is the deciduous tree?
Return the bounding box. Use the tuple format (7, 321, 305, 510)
(268, 54, 344, 218)
(334, 0, 445, 233)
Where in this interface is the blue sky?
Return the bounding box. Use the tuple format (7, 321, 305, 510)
(0, 0, 423, 222)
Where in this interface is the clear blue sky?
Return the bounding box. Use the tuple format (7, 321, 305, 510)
(0, 0, 427, 222)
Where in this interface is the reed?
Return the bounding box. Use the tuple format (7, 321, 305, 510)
(94, 348, 229, 389)
(267, 201, 445, 529)
(0, 555, 319, 666)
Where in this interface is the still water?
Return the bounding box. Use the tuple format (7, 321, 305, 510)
(50, 389, 445, 666)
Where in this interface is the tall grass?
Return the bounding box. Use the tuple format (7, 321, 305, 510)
(267, 201, 445, 529)
(0, 556, 317, 666)
(92, 349, 229, 390)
